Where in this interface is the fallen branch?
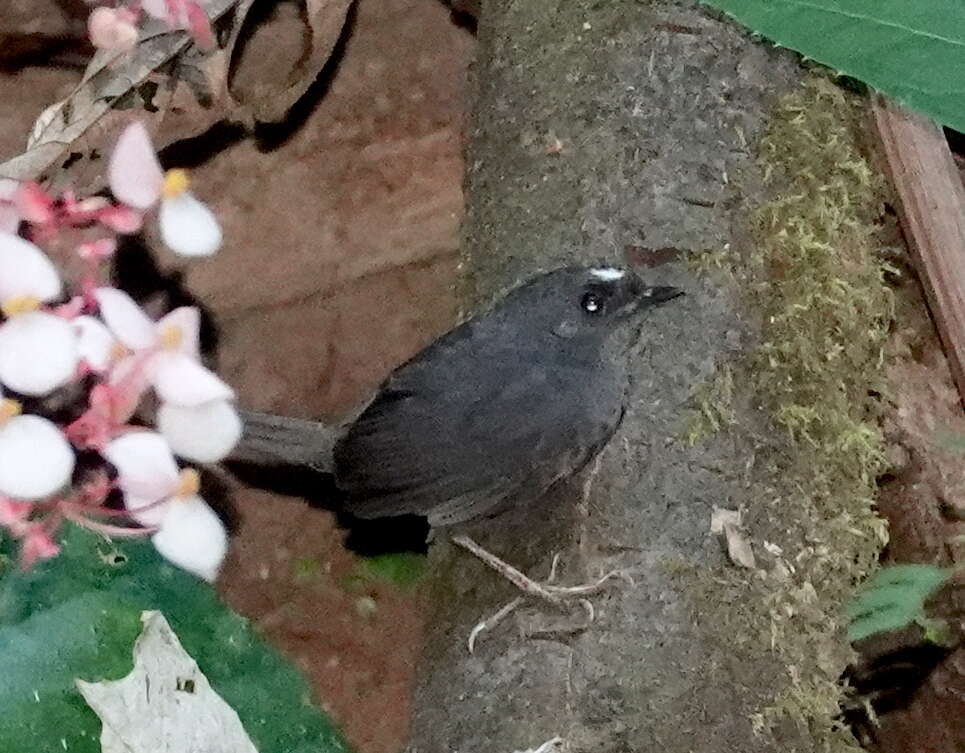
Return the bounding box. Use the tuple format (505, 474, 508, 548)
(872, 94, 965, 406)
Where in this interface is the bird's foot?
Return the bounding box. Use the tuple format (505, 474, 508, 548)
(452, 534, 632, 652)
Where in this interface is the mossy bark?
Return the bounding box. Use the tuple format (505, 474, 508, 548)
(408, 2, 890, 752)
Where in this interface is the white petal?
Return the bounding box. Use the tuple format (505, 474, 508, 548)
(0, 312, 78, 396)
(103, 431, 179, 505)
(151, 494, 227, 581)
(0, 415, 75, 500)
(158, 400, 242, 463)
(153, 353, 234, 407)
(159, 192, 222, 257)
(156, 307, 201, 359)
(108, 122, 163, 209)
(94, 287, 158, 349)
(0, 233, 62, 303)
(74, 315, 115, 372)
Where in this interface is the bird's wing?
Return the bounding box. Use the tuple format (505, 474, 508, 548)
(334, 324, 598, 522)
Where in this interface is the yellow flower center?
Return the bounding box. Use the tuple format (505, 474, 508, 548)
(174, 468, 200, 499)
(0, 398, 21, 426)
(1, 295, 41, 318)
(162, 169, 190, 199)
(110, 342, 131, 363)
(158, 325, 183, 350)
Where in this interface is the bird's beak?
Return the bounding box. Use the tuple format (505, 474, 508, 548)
(617, 277, 683, 317)
(638, 285, 684, 306)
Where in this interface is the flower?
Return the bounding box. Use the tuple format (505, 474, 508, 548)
(93, 287, 240, 461)
(0, 233, 79, 395)
(88, 7, 139, 51)
(0, 117, 236, 573)
(94, 287, 233, 408)
(0, 398, 75, 500)
(103, 431, 227, 580)
(158, 169, 222, 258)
(108, 122, 222, 257)
(102, 431, 187, 525)
(11, 182, 55, 225)
(142, 0, 215, 50)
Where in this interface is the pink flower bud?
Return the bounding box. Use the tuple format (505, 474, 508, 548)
(88, 7, 139, 52)
(14, 182, 55, 225)
(0, 497, 31, 534)
(19, 525, 61, 570)
(97, 204, 144, 234)
(77, 238, 117, 262)
(184, 1, 215, 50)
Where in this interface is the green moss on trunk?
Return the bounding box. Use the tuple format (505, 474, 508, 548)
(686, 76, 893, 750)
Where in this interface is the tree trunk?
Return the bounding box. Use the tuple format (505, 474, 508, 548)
(406, 2, 843, 752)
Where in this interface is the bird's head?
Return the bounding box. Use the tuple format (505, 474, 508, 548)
(499, 265, 682, 341)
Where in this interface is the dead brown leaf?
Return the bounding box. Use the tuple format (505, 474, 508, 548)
(0, 3, 239, 190)
(710, 506, 756, 569)
(225, 0, 353, 125)
(0, 0, 352, 194)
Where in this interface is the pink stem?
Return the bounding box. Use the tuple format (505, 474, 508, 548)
(62, 507, 156, 537)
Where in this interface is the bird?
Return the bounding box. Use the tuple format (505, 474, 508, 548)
(232, 265, 682, 609)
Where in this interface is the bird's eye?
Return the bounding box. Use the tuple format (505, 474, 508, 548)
(581, 292, 604, 314)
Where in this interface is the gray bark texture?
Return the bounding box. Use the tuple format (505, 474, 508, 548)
(407, 2, 810, 752)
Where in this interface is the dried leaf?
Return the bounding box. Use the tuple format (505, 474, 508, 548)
(0, 2, 239, 186)
(710, 507, 756, 568)
(225, 0, 352, 124)
(513, 738, 564, 753)
(0, 0, 350, 191)
(76, 610, 259, 753)
(724, 524, 755, 569)
(709, 506, 740, 535)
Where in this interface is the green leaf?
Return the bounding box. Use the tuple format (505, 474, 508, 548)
(700, 1, 965, 132)
(846, 563, 952, 643)
(0, 528, 350, 753)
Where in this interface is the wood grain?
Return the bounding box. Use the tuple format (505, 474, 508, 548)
(872, 94, 965, 404)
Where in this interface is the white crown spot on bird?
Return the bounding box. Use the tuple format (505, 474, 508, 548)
(589, 267, 626, 281)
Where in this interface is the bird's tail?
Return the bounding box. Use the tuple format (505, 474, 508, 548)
(228, 410, 340, 473)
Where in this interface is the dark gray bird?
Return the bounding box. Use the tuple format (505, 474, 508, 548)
(233, 266, 681, 531)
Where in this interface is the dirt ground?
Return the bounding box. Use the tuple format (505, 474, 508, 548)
(860, 244, 965, 751)
(190, 2, 473, 750)
(0, 1, 473, 752)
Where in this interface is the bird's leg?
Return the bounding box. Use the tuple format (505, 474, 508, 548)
(452, 534, 623, 603)
(467, 597, 522, 654)
(577, 451, 605, 558)
(453, 534, 630, 651)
